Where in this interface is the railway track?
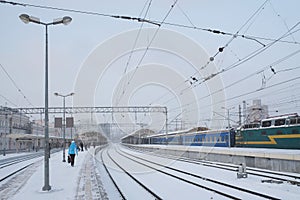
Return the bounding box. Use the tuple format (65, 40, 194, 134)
(0, 152, 43, 169)
(0, 163, 34, 182)
(116, 146, 281, 200)
(99, 148, 162, 200)
(125, 145, 300, 185)
(0, 149, 60, 183)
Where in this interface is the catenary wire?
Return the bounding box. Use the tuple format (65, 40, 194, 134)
(0, 1, 298, 119)
(159, 23, 300, 107)
(148, 0, 272, 105)
(167, 76, 300, 122)
(1, 0, 296, 46)
(0, 63, 34, 107)
(0, 94, 18, 107)
(115, 0, 179, 104)
(115, 0, 153, 106)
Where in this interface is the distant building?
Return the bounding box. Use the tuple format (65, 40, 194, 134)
(246, 99, 268, 123)
(0, 106, 30, 152)
(0, 107, 30, 134)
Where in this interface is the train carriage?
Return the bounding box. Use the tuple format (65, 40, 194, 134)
(235, 113, 300, 149)
(145, 128, 235, 147)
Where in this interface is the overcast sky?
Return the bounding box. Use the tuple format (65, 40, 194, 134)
(1, 0, 300, 129)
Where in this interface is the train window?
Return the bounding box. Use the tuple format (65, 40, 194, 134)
(290, 118, 297, 124)
(244, 123, 260, 129)
(275, 119, 286, 126)
(262, 121, 271, 127)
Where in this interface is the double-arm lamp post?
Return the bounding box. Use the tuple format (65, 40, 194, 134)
(54, 92, 74, 163)
(19, 14, 72, 191)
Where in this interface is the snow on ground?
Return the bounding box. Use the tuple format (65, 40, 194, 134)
(1, 145, 300, 199)
(11, 150, 84, 200)
(0, 148, 102, 200)
(119, 145, 300, 199)
(0, 159, 42, 199)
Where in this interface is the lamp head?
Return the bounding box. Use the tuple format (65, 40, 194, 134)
(19, 14, 30, 24)
(19, 14, 40, 24)
(62, 16, 72, 25)
(53, 16, 72, 25)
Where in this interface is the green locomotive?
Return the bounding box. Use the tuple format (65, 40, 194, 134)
(235, 113, 300, 149)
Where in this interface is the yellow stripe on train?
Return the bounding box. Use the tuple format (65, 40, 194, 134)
(237, 134, 300, 145)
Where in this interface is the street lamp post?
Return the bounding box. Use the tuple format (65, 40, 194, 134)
(19, 14, 72, 191)
(54, 92, 74, 162)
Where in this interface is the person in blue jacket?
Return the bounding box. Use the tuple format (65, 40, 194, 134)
(68, 141, 78, 167)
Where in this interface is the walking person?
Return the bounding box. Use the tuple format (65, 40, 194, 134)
(80, 142, 84, 151)
(68, 141, 78, 167)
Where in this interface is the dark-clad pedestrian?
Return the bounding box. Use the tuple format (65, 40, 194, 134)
(80, 142, 84, 151)
(68, 141, 78, 167)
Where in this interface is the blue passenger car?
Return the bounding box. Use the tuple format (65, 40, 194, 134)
(148, 129, 235, 147)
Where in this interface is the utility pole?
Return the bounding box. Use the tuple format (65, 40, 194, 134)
(221, 106, 235, 129)
(3, 108, 7, 156)
(243, 100, 247, 124)
(239, 105, 242, 126)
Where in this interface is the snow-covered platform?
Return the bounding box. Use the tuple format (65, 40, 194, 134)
(0, 148, 101, 200)
(124, 144, 300, 173)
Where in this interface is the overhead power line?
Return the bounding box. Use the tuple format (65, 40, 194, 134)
(169, 76, 300, 117)
(164, 47, 300, 111)
(115, 0, 178, 104)
(115, 0, 153, 106)
(152, 0, 277, 106)
(0, 0, 160, 26)
(0, 94, 18, 107)
(0, 63, 34, 107)
(2, 0, 298, 46)
(186, 21, 300, 92)
(2, 0, 299, 113)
